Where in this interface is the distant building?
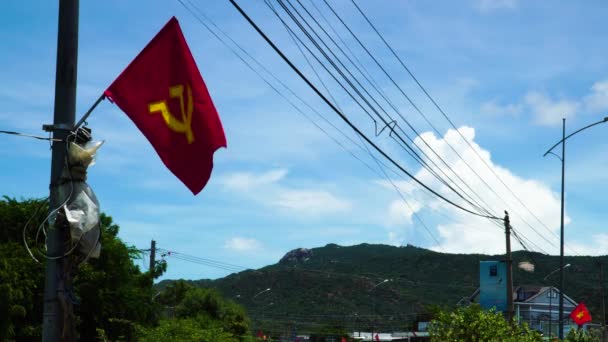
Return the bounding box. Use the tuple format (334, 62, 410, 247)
(458, 261, 583, 337)
(350, 331, 429, 341)
(514, 285, 577, 337)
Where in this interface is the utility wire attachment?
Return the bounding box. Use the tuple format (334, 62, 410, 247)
(0, 130, 63, 142)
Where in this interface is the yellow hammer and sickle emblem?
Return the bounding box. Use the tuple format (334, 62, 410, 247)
(576, 312, 584, 319)
(148, 84, 195, 144)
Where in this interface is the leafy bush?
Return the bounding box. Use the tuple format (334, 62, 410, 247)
(428, 304, 542, 342)
(565, 327, 601, 342)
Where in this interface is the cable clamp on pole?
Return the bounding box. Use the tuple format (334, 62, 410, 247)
(42, 123, 74, 132)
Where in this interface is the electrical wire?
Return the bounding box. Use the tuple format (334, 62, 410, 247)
(180, 0, 455, 248)
(236, 0, 499, 219)
(266, 0, 443, 249)
(0, 129, 63, 142)
(273, 0, 498, 220)
(347, 0, 575, 254)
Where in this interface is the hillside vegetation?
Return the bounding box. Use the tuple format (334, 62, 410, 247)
(161, 243, 608, 333)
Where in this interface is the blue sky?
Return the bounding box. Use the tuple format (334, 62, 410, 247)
(3, 0, 608, 280)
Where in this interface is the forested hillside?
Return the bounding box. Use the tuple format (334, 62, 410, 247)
(161, 243, 608, 333)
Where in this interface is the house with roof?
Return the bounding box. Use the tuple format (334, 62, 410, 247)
(458, 261, 582, 337)
(514, 285, 577, 337)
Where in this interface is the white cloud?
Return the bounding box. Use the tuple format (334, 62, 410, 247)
(567, 233, 608, 256)
(219, 169, 352, 217)
(525, 91, 579, 126)
(387, 199, 422, 227)
(480, 100, 522, 117)
(220, 169, 287, 192)
(476, 0, 518, 13)
(479, 79, 608, 126)
(224, 237, 262, 252)
(381, 126, 566, 255)
(584, 80, 608, 113)
(273, 189, 351, 216)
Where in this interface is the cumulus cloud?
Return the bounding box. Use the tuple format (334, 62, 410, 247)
(525, 91, 579, 126)
(480, 100, 522, 117)
(566, 233, 608, 256)
(480, 79, 608, 126)
(387, 199, 422, 227)
(219, 169, 351, 217)
(273, 189, 351, 216)
(584, 80, 608, 113)
(220, 169, 287, 191)
(224, 237, 262, 252)
(379, 126, 565, 254)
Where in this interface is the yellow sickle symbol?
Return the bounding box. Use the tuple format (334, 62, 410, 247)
(148, 84, 195, 144)
(576, 312, 584, 319)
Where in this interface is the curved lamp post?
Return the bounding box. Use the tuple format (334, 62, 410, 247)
(543, 116, 608, 339)
(253, 287, 271, 299)
(369, 279, 392, 336)
(544, 264, 572, 338)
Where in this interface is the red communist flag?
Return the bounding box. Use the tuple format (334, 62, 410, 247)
(104, 17, 226, 194)
(570, 302, 592, 326)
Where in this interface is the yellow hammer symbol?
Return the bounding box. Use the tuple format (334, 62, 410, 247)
(576, 312, 585, 319)
(148, 84, 195, 144)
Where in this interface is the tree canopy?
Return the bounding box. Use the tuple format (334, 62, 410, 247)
(0, 197, 252, 341)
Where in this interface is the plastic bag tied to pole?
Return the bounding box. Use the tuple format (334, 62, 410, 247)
(61, 136, 104, 259)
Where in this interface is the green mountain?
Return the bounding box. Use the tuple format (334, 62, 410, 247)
(159, 243, 608, 333)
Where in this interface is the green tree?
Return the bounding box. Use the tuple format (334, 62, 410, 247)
(74, 213, 166, 340)
(428, 304, 542, 342)
(0, 197, 47, 341)
(565, 327, 601, 342)
(0, 197, 165, 341)
(150, 281, 252, 340)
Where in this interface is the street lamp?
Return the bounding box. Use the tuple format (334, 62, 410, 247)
(253, 287, 271, 299)
(544, 264, 572, 338)
(543, 264, 571, 281)
(543, 116, 608, 339)
(369, 279, 392, 292)
(369, 279, 392, 336)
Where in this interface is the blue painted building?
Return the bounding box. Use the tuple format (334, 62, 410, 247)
(479, 260, 507, 312)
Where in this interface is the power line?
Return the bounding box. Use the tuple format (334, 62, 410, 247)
(286, 0, 548, 255)
(276, 0, 500, 220)
(320, 0, 563, 253)
(348, 0, 576, 255)
(266, 0, 443, 249)
(180, 0, 450, 248)
(0, 130, 62, 142)
(270, 0, 530, 255)
(246, 0, 498, 219)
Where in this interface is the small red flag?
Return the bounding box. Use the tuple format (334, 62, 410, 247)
(375, 333, 380, 341)
(105, 17, 226, 194)
(570, 302, 592, 326)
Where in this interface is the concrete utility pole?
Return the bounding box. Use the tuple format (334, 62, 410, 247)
(504, 211, 514, 323)
(559, 118, 566, 340)
(149, 240, 156, 275)
(42, 0, 79, 341)
(600, 262, 606, 342)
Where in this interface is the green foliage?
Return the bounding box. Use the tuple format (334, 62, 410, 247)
(1, 197, 253, 341)
(159, 243, 608, 334)
(0, 197, 47, 340)
(428, 304, 542, 342)
(566, 327, 601, 342)
(0, 197, 165, 341)
(148, 281, 251, 340)
(138, 318, 239, 342)
(74, 213, 166, 340)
